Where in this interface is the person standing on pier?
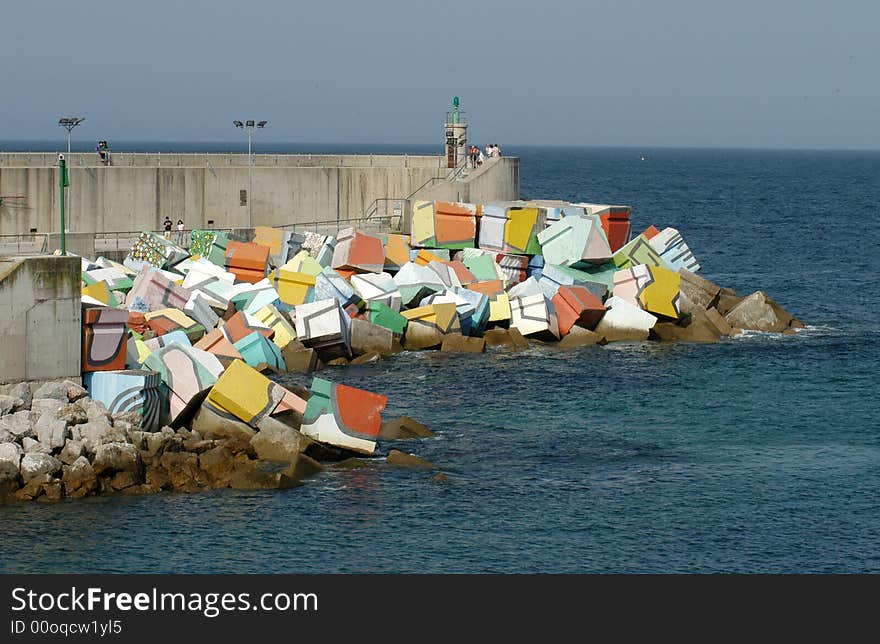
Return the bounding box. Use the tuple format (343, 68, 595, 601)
(176, 219, 186, 246)
(163, 217, 173, 239)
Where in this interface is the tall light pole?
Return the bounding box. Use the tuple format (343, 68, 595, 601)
(58, 117, 84, 233)
(233, 119, 267, 229)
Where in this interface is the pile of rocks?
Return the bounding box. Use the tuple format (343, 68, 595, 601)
(0, 379, 438, 504)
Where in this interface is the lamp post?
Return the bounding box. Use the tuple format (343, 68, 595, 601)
(58, 117, 84, 233)
(233, 119, 267, 229)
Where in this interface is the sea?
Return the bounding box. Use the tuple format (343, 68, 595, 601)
(1, 144, 878, 573)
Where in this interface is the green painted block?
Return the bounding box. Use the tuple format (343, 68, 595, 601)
(368, 302, 408, 336)
(578, 262, 618, 289)
(613, 234, 667, 270)
(462, 254, 498, 281)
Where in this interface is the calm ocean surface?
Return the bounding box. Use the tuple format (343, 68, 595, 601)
(2, 145, 878, 573)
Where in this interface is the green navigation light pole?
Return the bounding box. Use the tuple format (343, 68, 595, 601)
(58, 117, 84, 233)
(233, 119, 268, 229)
(59, 154, 69, 255)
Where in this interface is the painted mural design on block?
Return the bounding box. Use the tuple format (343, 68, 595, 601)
(612, 234, 668, 270)
(411, 201, 478, 250)
(207, 359, 305, 427)
(612, 264, 681, 319)
(143, 344, 221, 425)
(83, 370, 164, 432)
(647, 227, 701, 273)
(300, 377, 387, 455)
(82, 306, 129, 373)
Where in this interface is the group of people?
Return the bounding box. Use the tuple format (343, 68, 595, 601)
(163, 217, 186, 245)
(468, 143, 502, 168)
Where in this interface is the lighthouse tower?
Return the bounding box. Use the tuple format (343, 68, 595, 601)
(444, 96, 468, 169)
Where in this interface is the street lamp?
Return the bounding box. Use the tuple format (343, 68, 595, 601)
(233, 119, 268, 228)
(58, 117, 84, 232)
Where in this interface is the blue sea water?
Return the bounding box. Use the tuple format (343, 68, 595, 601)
(1, 146, 878, 573)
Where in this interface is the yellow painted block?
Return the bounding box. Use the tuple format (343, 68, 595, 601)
(82, 281, 112, 305)
(207, 359, 278, 424)
(410, 201, 435, 247)
(253, 304, 297, 349)
(272, 268, 316, 306)
(432, 302, 459, 334)
(284, 250, 323, 276)
(489, 293, 512, 322)
(504, 208, 539, 252)
(144, 308, 198, 327)
(134, 339, 151, 364)
(401, 305, 435, 322)
(639, 266, 681, 319)
(253, 226, 285, 256)
(385, 234, 411, 269)
(414, 249, 445, 266)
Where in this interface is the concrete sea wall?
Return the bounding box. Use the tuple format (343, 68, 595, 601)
(0, 153, 519, 235)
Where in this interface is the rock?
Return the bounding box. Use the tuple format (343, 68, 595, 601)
(108, 471, 140, 491)
(704, 307, 735, 336)
(20, 453, 62, 482)
(128, 431, 148, 450)
(39, 478, 64, 501)
(112, 411, 143, 428)
(282, 345, 321, 374)
(84, 399, 113, 424)
(198, 446, 237, 487)
(34, 415, 69, 450)
(716, 291, 742, 316)
(250, 417, 308, 464)
(8, 382, 32, 411)
(56, 402, 89, 426)
(379, 416, 435, 440)
(58, 440, 84, 465)
(0, 460, 21, 500)
(790, 318, 806, 329)
(63, 380, 89, 402)
(350, 319, 395, 357)
(441, 335, 485, 353)
(62, 456, 98, 499)
(483, 328, 525, 349)
(325, 357, 350, 367)
(0, 411, 33, 440)
(0, 442, 22, 468)
(145, 464, 172, 491)
(33, 381, 70, 401)
(22, 437, 51, 454)
(289, 453, 323, 480)
(390, 338, 405, 354)
(228, 459, 299, 491)
(507, 327, 530, 349)
(15, 474, 53, 501)
(29, 398, 66, 422)
(651, 320, 720, 343)
(144, 431, 174, 457)
(76, 420, 126, 455)
(678, 269, 720, 310)
(724, 291, 795, 333)
(558, 326, 603, 349)
(191, 403, 257, 442)
(350, 351, 381, 365)
(386, 449, 436, 469)
(159, 452, 208, 492)
(0, 395, 21, 416)
(92, 443, 141, 476)
(333, 457, 374, 470)
(183, 440, 215, 454)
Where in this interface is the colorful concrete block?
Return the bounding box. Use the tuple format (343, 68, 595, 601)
(537, 214, 612, 268)
(143, 344, 221, 424)
(145, 308, 205, 342)
(230, 278, 280, 314)
(332, 227, 385, 273)
(207, 359, 306, 428)
(294, 299, 351, 356)
(367, 301, 409, 336)
(452, 287, 491, 336)
(253, 226, 304, 268)
(233, 331, 286, 371)
(184, 291, 220, 332)
(413, 249, 449, 266)
(392, 262, 445, 308)
(83, 370, 164, 432)
(466, 279, 506, 299)
(252, 304, 297, 349)
(504, 207, 544, 255)
(613, 264, 681, 319)
(300, 377, 387, 455)
(270, 266, 316, 307)
(510, 294, 560, 340)
(351, 272, 403, 312)
(488, 293, 512, 323)
(221, 311, 274, 344)
(193, 328, 243, 364)
(574, 203, 632, 253)
(82, 307, 129, 373)
(461, 253, 504, 282)
(127, 269, 191, 313)
(302, 232, 336, 268)
(224, 241, 270, 284)
(124, 232, 189, 272)
(507, 276, 546, 300)
(426, 261, 463, 289)
(593, 296, 657, 341)
(539, 264, 608, 301)
(84, 267, 133, 293)
(81, 280, 118, 307)
(612, 234, 669, 270)
(477, 204, 508, 252)
(384, 234, 412, 272)
(495, 253, 529, 286)
(401, 303, 460, 350)
(552, 286, 606, 335)
(647, 227, 701, 273)
(315, 267, 362, 311)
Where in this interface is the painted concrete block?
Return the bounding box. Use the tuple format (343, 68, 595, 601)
(539, 264, 608, 301)
(507, 276, 545, 300)
(466, 279, 506, 300)
(384, 234, 412, 272)
(421, 290, 478, 336)
(81, 281, 118, 307)
(125, 232, 189, 272)
(504, 207, 544, 255)
(143, 344, 221, 424)
(426, 261, 463, 289)
(82, 307, 129, 373)
(294, 299, 351, 355)
(574, 203, 632, 253)
(527, 254, 545, 280)
(233, 331, 286, 371)
(648, 227, 701, 273)
(221, 311, 274, 345)
(84, 267, 133, 293)
(488, 293, 512, 323)
(193, 328, 243, 364)
(184, 291, 220, 332)
(350, 318, 395, 356)
(451, 287, 491, 336)
(282, 250, 324, 276)
(252, 304, 297, 350)
(315, 267, 362, 310)
(271, 266, 316, 307)
(392, 262, 445, 308)
(207, 359, 306, 428)
(612, 234, 669, 270)
(401, 303, 460, 350)
(447, 261, 477, 286)
(461, 253, 504, 282)
(613, 264, 681, 319)
(552, 286, 606, 335)
(190, 230, 223, 258)
(224, 241, 270, 284)
(495, 253, 529, 286)
(301, 377, 387, 455)
(332, 227, 385, 273)
(593, 295, 657, 341)
(367, 301, 409, 337)
(351, 272, 402, 312)
(253, 226, 304, 268)
(537, 214, 612, 268)
(477, 204, 508, 252)
(83, 370, 163, 432)
(509, 294, 560, 340)
(144, 308, 205, 342)
(127, 269, 191, 313)
(413, 249, 449, 266)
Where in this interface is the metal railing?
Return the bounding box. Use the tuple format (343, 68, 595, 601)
(0, 233, 49, 255)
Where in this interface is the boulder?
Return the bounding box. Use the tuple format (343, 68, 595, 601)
(159, 452, 208, 492)
(704, 307, 735, 336)
(0, 442, 22, 468)
(228, 459, 300, 491)
(250, 417, 308, 464)
(350, 319, 395, 357)
(678, 269, 720, 310)
(92, 442, 141, 476)
(15, 474, 53, 501)
(84, 399, 113, 424)
(144, 430, 175, 458)
(507, 327, 530, 348)
(20, 453, 62, 482)
(58, 440, 84, 465)
(441, 335, 485, 353)
(0, 411, 33, 440)
(379, 416, 435, 440)
(35, 415, 69, 450)
(0, 395, 20, 416)
(29, 398, 66, 422)
(282, 346, 321, 373)
(651, 319, 721, 343)
(63, 380, 89, 402)
(7, 382, 32, 411)
(289, 454, 323, 480)
(483, 328, 516, 348)
(325, 357, 349, 367)
(108, 471, 140, 491)
(191, 403, 256, 442)
(22, 437, 51, 454)
(716, 290, 742, 316)
(112, 411, 143, 428)
(62, 456, 98, 499)
(386, 449, 436, 470)
(724, 291, 795, 333)
(558, 326, 603, 349)
(0, 460, 21, 500)
(33, 381, 69, 401)
(56, 402, 89, 426)
(350, 351, 381, 365)
(334, 457, 374, 470)
(75, 421, 126, 455)
(198, 445, 237, 488)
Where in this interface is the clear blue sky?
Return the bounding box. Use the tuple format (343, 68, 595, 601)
(2, 0, 877, 149)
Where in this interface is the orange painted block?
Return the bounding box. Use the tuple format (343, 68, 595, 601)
(194, 328, 243, 362)
(82, 307, 129, 373)
(224, 241, 270, 284)
(414, 249, 447, 266)
(336, 268, 357, 281)
(221, 311, 274, 344)
(332, 228, 385, 274)
(127, 312, 148, 335)
(447, 261, 477, 285)
(642, 225, 661, 240)
(433, 201, 478, 248)
(598, 207, 632, 253)
(552, 285, 606, 335)
(466, 280, 505, 298)
(384, 234, 411, 271)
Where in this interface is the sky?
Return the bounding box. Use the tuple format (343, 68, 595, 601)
(2, 0, 878, 149)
